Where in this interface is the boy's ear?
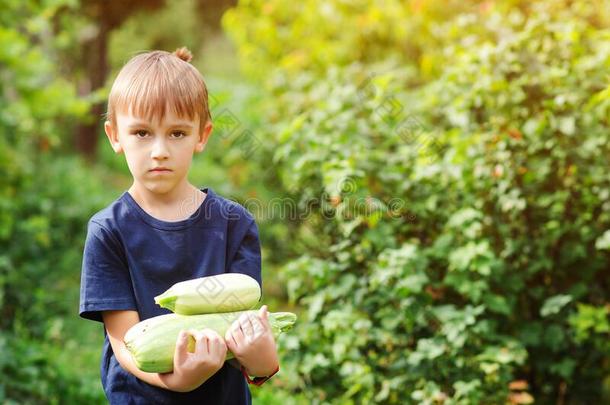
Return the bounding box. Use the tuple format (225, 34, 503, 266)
(104, 120, 123, 154)
(195, 121, 213, 153)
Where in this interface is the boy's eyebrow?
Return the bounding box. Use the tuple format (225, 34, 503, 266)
(127, 121, 194, 129)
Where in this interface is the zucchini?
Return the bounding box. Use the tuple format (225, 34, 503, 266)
(124, 310, 297, 373)
(154, 273, 261, 315)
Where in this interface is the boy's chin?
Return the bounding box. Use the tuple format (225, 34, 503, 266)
(137, 180, 179, 195)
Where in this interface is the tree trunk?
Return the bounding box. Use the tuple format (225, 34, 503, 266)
(74, 13, 109, 161)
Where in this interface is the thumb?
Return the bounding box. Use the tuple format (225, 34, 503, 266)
(258, 305, 269, 322)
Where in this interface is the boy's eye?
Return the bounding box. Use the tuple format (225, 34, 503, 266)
(131, 130, 186, 138)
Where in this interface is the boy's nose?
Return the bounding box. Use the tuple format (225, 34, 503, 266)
(151, 138, 170, 159)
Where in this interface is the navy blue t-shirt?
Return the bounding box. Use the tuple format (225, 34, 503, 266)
(79, 187, 261, 404)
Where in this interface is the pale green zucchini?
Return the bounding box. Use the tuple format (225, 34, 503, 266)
(124, 310, 297, 373)
(154, 273, 261, 315)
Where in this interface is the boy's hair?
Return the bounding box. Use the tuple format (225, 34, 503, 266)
(106, 47, 211, 132)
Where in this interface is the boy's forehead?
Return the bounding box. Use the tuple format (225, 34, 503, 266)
(116, 107, 198, 127)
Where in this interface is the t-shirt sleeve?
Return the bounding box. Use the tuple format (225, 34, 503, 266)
(227, 218, 262, 292)
(79, 219, 137, 323)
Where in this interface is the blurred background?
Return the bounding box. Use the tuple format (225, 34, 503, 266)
(1, 0, 609, 404)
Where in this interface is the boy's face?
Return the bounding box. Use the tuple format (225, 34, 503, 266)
(104, 108, 212, 197)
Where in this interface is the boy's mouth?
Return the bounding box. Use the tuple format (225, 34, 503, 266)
(150, 167, 172, 172)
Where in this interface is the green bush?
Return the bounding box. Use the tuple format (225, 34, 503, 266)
(225, 0, 610, 403)
(0, 152, 110, 404)
(0, 1, 108, 402)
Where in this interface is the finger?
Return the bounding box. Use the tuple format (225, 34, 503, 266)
(239, 313, 255, 338)
(225, 326, 235, 345)
(209, 333, 227, 357)
(195, 330, 210, 355)
(204, 328, 223, 340)
(225, 327, 238, 352)
(174, 330, 190, 365)
(257, 305, 269, 333)
(230, 321, 246, 349)
(261, 310, 271, 333)
(204, 329, 221, 345)
(250, 313, 266, 340)
(258, 305, 268, 322)
(231, 320, 245, 341)
(250, 313, 266, 339)
(201, 329, 223, 354)
(233, 323, 246, 345)
(255, 309, 270, 333)
(230, 316, 241, 329)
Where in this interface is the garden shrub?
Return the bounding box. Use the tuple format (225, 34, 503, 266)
(225, 1, 610, 403)
(1, 1, 107, 402)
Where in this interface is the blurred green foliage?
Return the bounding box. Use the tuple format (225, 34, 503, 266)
(224, 0, 610, 403)
(2, 0, 610, 403)
(108, 0, 204, 72)
(0, 1, 110, 402)
(0, 1, 295, 398)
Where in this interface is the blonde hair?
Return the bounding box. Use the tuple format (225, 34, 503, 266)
(106, 47, 211, 132)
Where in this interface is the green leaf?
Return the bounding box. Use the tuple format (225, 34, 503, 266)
(595, 230, 610, 250)
(540, 294, 573, 317)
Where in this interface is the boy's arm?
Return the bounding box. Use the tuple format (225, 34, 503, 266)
(102, 310, 176, 390)
(103, 310, 227, 393)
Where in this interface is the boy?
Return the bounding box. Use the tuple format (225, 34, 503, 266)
(79, 47, 279, 404)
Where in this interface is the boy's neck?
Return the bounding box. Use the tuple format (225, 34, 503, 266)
(128, 182, 207, 222)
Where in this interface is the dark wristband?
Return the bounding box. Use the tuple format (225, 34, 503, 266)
(240, 364, 280, 386)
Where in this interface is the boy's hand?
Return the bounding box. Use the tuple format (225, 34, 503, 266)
(160, 328, 227, 392)
(225, 305, 279, 377)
